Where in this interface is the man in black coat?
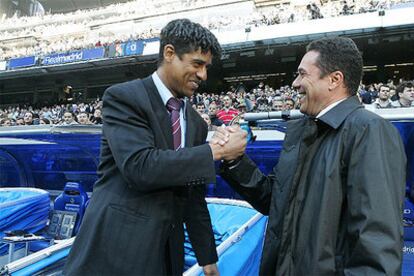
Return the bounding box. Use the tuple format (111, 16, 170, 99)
(217, 37, 406, 275)
(64, 19, 246, 275)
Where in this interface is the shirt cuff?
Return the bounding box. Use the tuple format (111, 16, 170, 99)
(222, 155, 243, 170)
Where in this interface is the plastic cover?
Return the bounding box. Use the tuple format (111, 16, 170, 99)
(0, 188, 50, 256)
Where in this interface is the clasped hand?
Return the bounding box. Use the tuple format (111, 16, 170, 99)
(209, 125, 247, 161)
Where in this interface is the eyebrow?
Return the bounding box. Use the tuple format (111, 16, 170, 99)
(193, 58, 206, 64)
(193, 58, 212, 68)
(298, 68, 307, 74)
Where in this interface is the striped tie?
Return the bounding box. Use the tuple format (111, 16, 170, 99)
(166, 97, 183, 151)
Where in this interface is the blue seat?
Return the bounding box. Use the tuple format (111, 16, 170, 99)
(54, 182, 89, 235)
(30, 182, 89, 252)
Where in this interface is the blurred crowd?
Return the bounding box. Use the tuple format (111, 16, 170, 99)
(0, 99, 103, 127)
(192, 79, 414, 130)
(1, 0, 413, 60)
(3, 79, 412, 128)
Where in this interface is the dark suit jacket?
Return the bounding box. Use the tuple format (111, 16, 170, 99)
(64, 76, 218, 275)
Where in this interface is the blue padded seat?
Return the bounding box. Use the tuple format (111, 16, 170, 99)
(30, 182, 88, 252)
(54, 182, 89, 235)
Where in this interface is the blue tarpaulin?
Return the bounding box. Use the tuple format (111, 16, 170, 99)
(184, 201, 266, 275)
(0, 188, 50, 256)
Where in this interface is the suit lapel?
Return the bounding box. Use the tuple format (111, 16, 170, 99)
(142, 76, 173, 149)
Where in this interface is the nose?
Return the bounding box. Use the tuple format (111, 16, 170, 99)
(292, 75, 300, 89)
(196, 66, 207, 81)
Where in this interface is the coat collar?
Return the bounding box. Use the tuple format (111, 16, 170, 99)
(317, 96, 363, 130)
(285, 96, 362, 147)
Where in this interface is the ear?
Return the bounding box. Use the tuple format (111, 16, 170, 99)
(329, 71, 344, 91)
(163, 44, 175, 63)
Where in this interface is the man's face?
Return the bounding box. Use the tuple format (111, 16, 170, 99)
(94, 109, 101, 117)
(379, 86, 390, 101)
(292, 51, 332, 117)
(283, 100, 294, 110)
(64, 113, 74, 124)
(223, 96, 232, 108)
(272, 100, 284, 111)
(196, 105, 205, 114)
(208, 104, 218, 115)
(77, 113, 88, 124)
(400, 86, 414, 103)
(167, 48, 212, 98)
(24, 112, 33, 124)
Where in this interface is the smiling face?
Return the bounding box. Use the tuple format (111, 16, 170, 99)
(160, 45, 212, 99)
(292, 50, 346, 117)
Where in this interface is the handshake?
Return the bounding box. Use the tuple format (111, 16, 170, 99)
(209, 125, 248, 162)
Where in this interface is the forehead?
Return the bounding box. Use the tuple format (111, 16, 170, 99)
(182, 48, 212, 64)
(298, 50, 320, 72)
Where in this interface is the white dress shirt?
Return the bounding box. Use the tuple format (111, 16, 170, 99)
(152, 72, 187, 147)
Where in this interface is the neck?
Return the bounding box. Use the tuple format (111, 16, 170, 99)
(156, 68, 178, 98)
(399, 98, 411, 107)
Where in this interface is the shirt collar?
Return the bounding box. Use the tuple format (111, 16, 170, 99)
(152, 71, 176, 107)
(316, 98, 347, 118)
(316, 96, 363, 129)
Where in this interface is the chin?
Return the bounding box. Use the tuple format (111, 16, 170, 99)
(300, 106, 307, 114)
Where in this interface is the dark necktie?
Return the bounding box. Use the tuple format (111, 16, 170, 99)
(166, 98, 183, 151)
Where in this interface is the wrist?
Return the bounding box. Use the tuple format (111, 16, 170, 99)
(209, 143, 224, 161)
(222, 155, 243, 169)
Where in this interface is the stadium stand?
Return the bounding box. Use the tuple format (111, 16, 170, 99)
(1, 0, 414, 60)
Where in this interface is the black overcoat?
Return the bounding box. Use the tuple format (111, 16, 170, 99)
(221, 96, 406, 275)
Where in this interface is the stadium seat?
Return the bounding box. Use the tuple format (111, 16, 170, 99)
(30, 182, 89, 252)
(53, 182, 89, 235)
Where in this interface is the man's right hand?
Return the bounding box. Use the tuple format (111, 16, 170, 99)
(209, 126, 247, 161)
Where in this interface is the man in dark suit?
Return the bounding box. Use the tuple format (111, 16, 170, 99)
(64, 19, 246, 275)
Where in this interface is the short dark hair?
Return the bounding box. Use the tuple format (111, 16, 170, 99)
(379, 84, 390, 90)
(395, 81, 414, 100)
(306, 37, 363, 96)
(158, 19, 221, 66)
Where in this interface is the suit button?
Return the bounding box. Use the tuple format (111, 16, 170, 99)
(171, 223, 176, 229)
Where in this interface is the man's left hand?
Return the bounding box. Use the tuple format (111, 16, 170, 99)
(203, 263, 219, 276)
